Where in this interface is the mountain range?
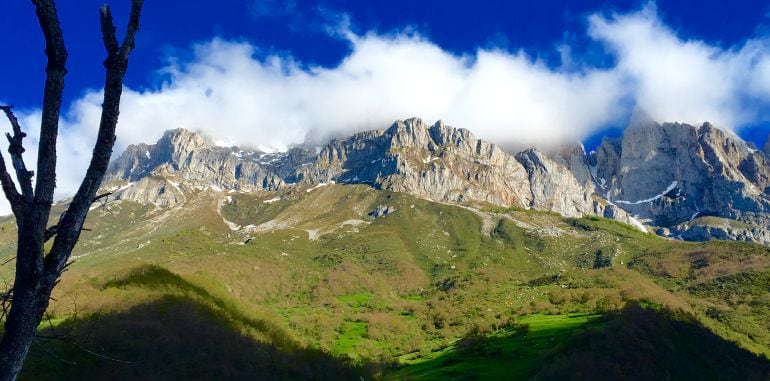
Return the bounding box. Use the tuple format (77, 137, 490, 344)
(3, 117, 770, 379)
(105, 117, 770, 246)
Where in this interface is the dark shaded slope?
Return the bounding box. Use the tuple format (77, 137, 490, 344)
(533, 305, 770, 381)
(20, 267, 371, 381)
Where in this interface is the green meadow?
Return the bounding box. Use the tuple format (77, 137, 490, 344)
(0, 185, 767, 379)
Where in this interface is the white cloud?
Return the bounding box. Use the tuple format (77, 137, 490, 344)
(588, 3, 770, 128)
(2, 4, 770, 216)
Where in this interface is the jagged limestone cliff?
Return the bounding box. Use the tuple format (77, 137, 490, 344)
(103, 117, 770, 244)
(296, 118, 596, 217)
(593, 121, 770, 244)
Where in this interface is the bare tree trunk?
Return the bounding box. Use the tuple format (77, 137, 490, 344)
(0, 1, 143, 379)
(0, 244, 53, 377)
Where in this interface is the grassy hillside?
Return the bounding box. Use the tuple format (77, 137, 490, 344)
(389, 305, 770, 380)
(0, 184, 767, 379)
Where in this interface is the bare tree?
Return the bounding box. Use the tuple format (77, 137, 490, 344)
(0, 1, 144, 379)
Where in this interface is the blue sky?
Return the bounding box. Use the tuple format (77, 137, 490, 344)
(1, 1, 770, 211)
(3, 1, 770, 110)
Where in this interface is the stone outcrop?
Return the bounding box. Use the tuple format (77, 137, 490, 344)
(106, 129, 314, 201)
(592, 121, 770, 243)
(104, 117, 770, 244)
(296, 118, 595, 217)
(515, 149, 593, 217)
(671, 217, 770, 246)
(112, 177, 185, 206)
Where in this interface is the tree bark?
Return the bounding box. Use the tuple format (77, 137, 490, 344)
(0, 244, 53, 378)
(0, 1, 143, 379)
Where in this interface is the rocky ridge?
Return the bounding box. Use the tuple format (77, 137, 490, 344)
(105, 128, 314, 205)
(104, 117, 770, 245)
(588, 121, 770, 244)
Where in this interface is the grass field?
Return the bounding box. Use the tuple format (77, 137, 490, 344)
(388, 313, 602, 380)
(0, 184, 767, 379)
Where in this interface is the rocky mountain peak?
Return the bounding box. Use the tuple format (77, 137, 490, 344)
(593, 119, 770, 244)
(296, 118, 597, 217)
(105, 128, 315, 206)
(101, 117, 770, 246)
(156, 128, 211, 158)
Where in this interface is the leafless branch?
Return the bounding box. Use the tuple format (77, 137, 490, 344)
(0, 256, 16, 266)
(0, 152, 22, 216)
(44, 192, 112, 242)
(34, 333, 136, 364)
(0, 106, 34, 202)
(31, 0, 67, 209)
(46, 0, 144, 280)
(99, 5, 120, 56)
(93, 192, 112, 203)
(0, 287, 12, 322)
(31, 340, 77, 365)
(0, 2, 144, 377)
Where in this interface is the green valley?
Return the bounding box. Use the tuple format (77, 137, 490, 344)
(1, 184, 767, 379)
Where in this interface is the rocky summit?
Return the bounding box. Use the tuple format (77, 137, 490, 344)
(592, 121, 770, 244)
(104, 117, 770, 245)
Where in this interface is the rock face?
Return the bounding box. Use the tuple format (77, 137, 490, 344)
(113, 177, 185, 206)
(515, 149, 594, 217)
(104, 117, 770, 245)
(592, 121, 770, 244)
(296, 118, 595, 217)
(106, 129, 314, 204)
(675, 219, 770, 244)
(107, 120, 600, 218)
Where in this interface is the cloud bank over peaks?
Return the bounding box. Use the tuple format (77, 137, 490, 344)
(106, 31, 627, 153)
(589, 3, 770, 128)
(3, 3, 770, 215)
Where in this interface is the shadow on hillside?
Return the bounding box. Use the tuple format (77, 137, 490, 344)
(388, 304, 770, 381)
(533, 304, 770, 380)
(20, 266, 374, 380)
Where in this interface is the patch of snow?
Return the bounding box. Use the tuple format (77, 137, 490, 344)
(614, 181, 678, 205)
(597, 177, 606, 189)
(628, 215, 647, 233)
(602, 196, 647, 233)
(306, 182, 328, 192)
(115, 182, 135, 193)
(144, 151, 150, 159)
(222, 218, 241, 231)
(340, 219, 369, 227)
(422, 156, 439, 164)
(306, 229, 320, 240)
(166, 180, 182, 192)
(588, 164, 598, 179)
(588, 163, 607, 189)
(688, 203, 701, 223)
(263, 197, 281, 204)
